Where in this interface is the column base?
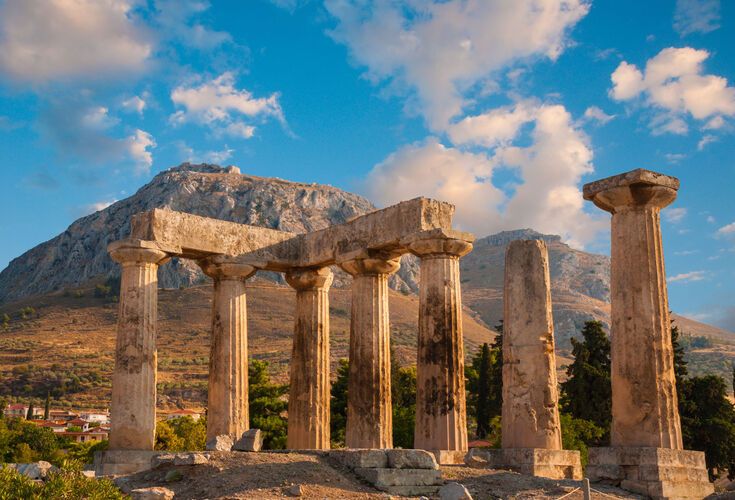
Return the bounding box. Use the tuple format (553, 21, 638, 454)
(587, 447, 714, 500)
(466, 448, 582, 480)
(94, 450, 162, 476)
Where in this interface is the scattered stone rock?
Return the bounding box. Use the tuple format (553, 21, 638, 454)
(336, 449, 388, 469)
(233, 429, 263, 452)
(387, 449, 438, 470)
(286, 484, 304, 496)
(164, 469, 183, 483)
(151, 454, 176, 468)
(81, 470, 96, 478)
(439, 482, 473, 500)
(11, 461, 58, 480)
(130, 486, 175, 500)
(206, 434, 234, 451)
(173, 452, 209, 465)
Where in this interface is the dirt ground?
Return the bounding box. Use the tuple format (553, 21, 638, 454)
(115, 451, 647, 500)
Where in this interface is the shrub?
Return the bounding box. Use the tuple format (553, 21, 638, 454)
(0, 465, 125, 499)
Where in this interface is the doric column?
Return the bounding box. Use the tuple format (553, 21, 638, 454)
(340, 255, 400, 449)
(108, 241, 168, 450)
(408, 236, 473, 454)
(285, 267, 333, 450)
(584, 169, 682, 449)
(502, 239, 562, 450)
(200, 258, 256, 442)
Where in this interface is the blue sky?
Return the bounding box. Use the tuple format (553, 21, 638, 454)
(0, 0, 733, 330)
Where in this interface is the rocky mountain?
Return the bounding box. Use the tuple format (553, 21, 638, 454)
(0, 163, 731, 348)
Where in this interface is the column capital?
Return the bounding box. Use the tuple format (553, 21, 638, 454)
(285, 267, 333, 291)
(108, 239, 169, 265)
(199, 256, 257, 280)
(583, 168, 679, 214)
(338, 253, 401, 277)
(408, 237, 473, 259)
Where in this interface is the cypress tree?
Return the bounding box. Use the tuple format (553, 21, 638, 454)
(43, 392, 50, 420)
(560, 320, 611, 442)
(330, 359, 349, 447)
(489, 321, 503, 419)
(474, 343, 492, 437)
(26, 400, 34, 420)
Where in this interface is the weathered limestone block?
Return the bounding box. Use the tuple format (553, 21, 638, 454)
(387, 449, 439, 470)
(94, 450, 162, 476)
(502, 240, 562, 450)
(354, 467, 442, 487)
(206, 434, 234, 451)
(466, 448, 582, 480)
(233, 428, 264, 451)
(584, 169, 682, 449)
(285, 267, 333, 450)
(108, 240, 169, 452)
(439, 482, 474, 500)
(407, 231, 474, 454)
(340, 254, 400, 449)
(8, 461, 58, 480)
(200, 257, 256, 442)
(334, 449, 389, 469)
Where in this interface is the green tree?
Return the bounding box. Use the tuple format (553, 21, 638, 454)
(1, 313, 9, 329)
(248, 359, 288, 449)
(392, 365, 417, 449)
(330, 359, 349, 447)
(466, 321, 503, 440)
(25, 401, 34, 420)
(155, 420, 184, 451)
(43, 392, 51, 421)
(560, 320, 611, 442)
(671, 321, 688, 387)
(560, 413, 606, 466)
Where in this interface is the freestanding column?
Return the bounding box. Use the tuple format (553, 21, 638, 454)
(285, 267, 333, 450)
(340, 255, 400, 449)
(407, 235, 472, 459)
(502, 240, 562, 450)
(200, 258, 256, 442)
(584, 169, 712, 499)
(108, 241, 168, 451)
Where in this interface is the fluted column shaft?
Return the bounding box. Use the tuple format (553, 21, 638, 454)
(201, 260, 256, 442)
(586, 177, 683, 449)
(286, 267, 333, 450)
(109, 244, 168, 450)
(340, 256, 400, 449)
(409, 237, 472, 452)
(502, 240, 562, 450)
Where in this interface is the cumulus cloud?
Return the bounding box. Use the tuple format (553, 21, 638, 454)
(0, 0, 152, 83)
(325, 0, 589, 129)
(610, 47, 735, 134)
(176, 142, 235, 164)
(365, 103, 604, 246)
(717, 221, 735, 236)
(697, 134, 717, 150)
(126, 130, 156, 174)
(664, 207, 687, 223)
(154, 0, 232, 50)
(170, 72, 284, 138)
(668, 270, 707, 283)
(674, 0, 721, 37)
(121, 95, 147, 115)
(583, 106, 615, 125)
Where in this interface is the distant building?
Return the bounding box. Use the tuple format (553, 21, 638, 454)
(31, 420, 68, 433)
(3, 404, 43, 419)
(49, 410, 79, 421)
(66, 418, 90, 432)
(79, 411, 110, 424)
(164, 409, 202, 421)
(59, 428, 108, 443)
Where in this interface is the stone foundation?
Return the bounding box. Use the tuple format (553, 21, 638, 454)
(94, 450, 162, 476)
(587, 447, 713, 500)
(466, 448, 582, 480)
(431, 450, 466, 465)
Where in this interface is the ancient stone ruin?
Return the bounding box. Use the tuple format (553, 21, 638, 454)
(98, 168, 715, 499)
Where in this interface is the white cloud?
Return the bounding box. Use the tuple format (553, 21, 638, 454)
(665, 207, 688, 223)
(704, 115, 725, 129)
(0, 0, 152, 83)
(610, 47, 735, 134)
(121, 95, 146, 115)
(674, 0, 721, 37)
(126, 129, 156, 174)
(583, 106, 615, 125)
(325, 0, 589, 129)
(170, 72, 284, 138)
(697, 134, 717, 150)
(447, 101, 535, 147)
(668, 270, 707, 283)
(154, 0, 232, 50)
(176, 142, 235, 164)
(364, 103, 603, 246)
(674, 250, 698, 256)
(717, 222, 735, 236)
(706, 215, 716, 224)
(88, 199, 118, 214)
(664, 153, 686, 164)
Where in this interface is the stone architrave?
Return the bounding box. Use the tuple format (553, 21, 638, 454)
(583, 169, 713, 499)
(108, 240, 169, 452)
(502, 239, 562, 450)
(200, 257, 256, 442)
(285, 267, 333, 450)
(340, 255, 400, 449)
(407, 235, 473, 457)
(472, 240, 582, 480)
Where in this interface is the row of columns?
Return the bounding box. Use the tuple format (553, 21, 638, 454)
(107, 235, 473, 453)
